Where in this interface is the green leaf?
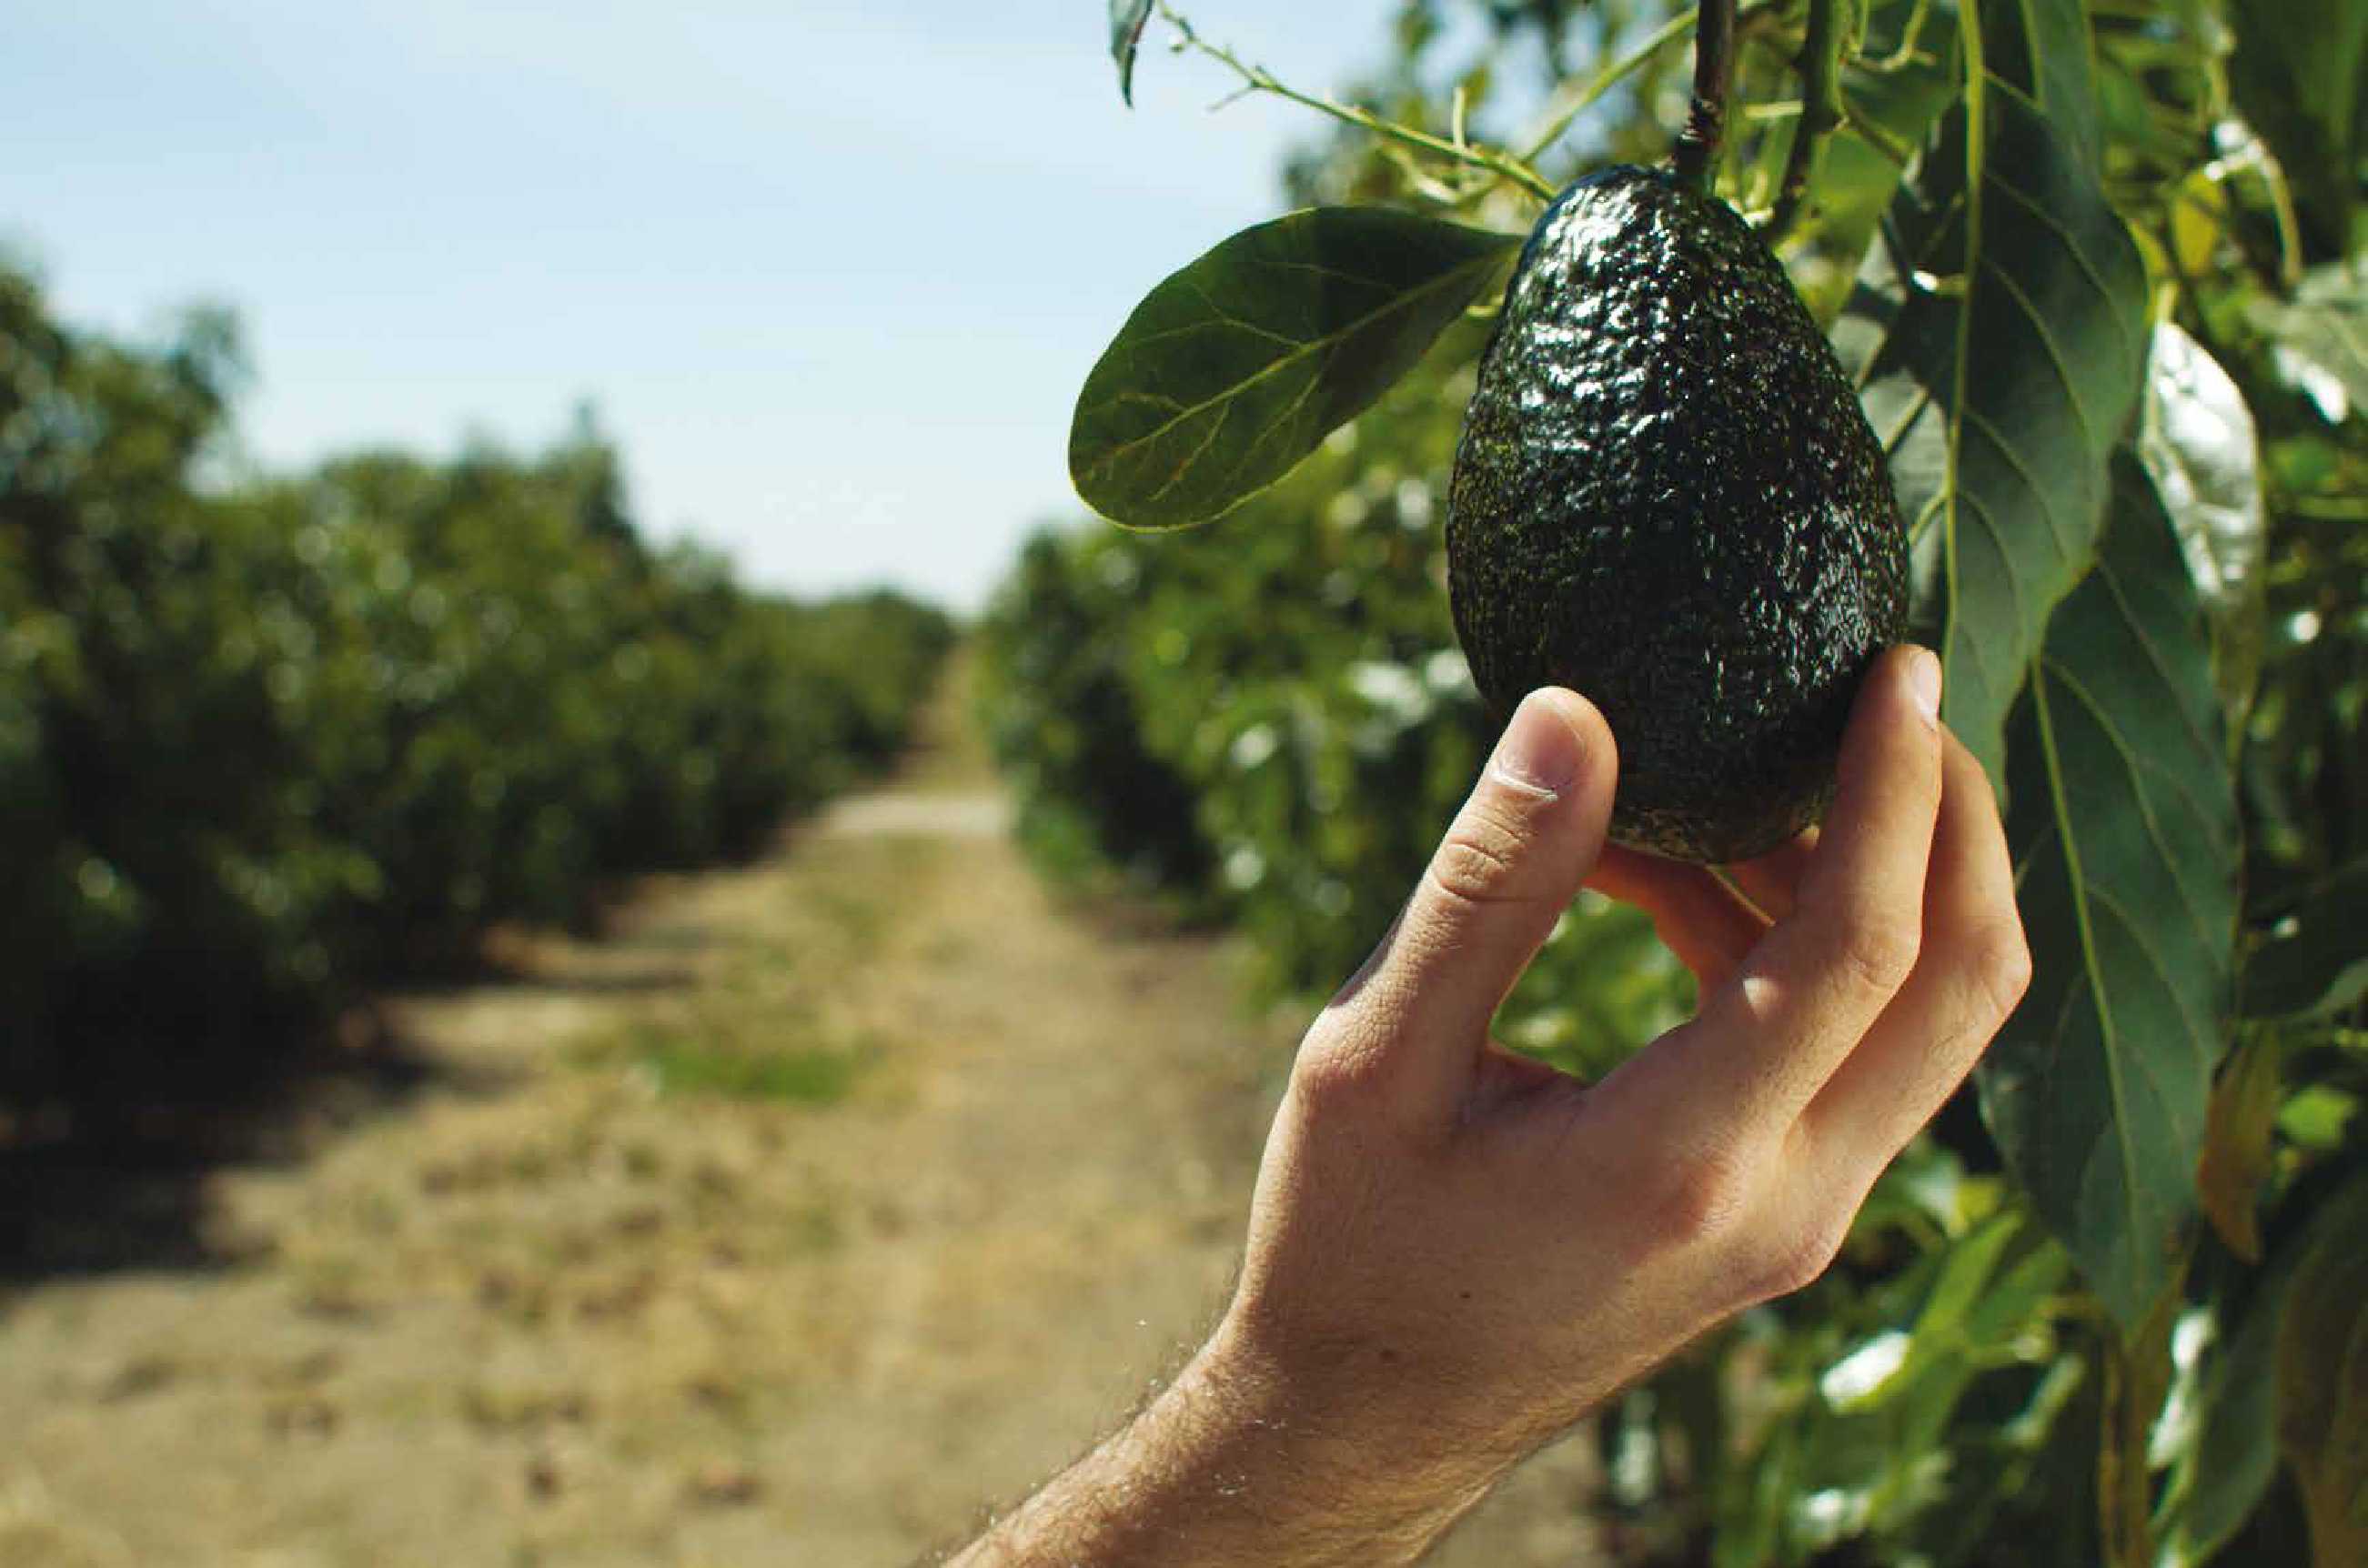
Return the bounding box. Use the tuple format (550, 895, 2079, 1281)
(1069, 208, 1516, 529)
(2140, 323, 2267, 727)
(2228, 0, 2367, 249)
(1109, 0, 1154, 106)
(1973, 0, 2101, 174)
(2278, 1171, 2368, 1568)
(2244, 859, 2368, 1020)
(2197, 1029, 2283, 1260)
(2251, 264, 2368, 424)
(1819, 1224, 2010, 1416)
(1846, 0, 2153, 784)
(1977, 456, 2242, 1330)
(2168, 1242, 2303, 1563)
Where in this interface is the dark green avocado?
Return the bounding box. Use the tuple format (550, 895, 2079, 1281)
(1446, 165, 1907, 864)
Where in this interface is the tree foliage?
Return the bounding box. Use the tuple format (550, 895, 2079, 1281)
(0, 266, 952, 1115)
(985, 0, 2368, 1561)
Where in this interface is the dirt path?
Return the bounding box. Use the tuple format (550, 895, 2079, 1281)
(0, 670, 1599, 1567)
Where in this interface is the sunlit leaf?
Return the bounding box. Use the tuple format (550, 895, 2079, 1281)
(2252, 264, 2368, 424)
(1108, 0, 1154, 106)
(1069, 208, 1516, 529)
(2244, 859, 2368, 1020)
(1845, 0, 2152, 784)
(2141, 322, 2267, 725)
(1819, 1210, 2061, 1413)
(1978, 457, 2242, 1330)
(2278, 1172, 2368, 1568)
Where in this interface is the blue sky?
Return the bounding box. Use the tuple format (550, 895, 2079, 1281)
(4, 2, 1436, 610)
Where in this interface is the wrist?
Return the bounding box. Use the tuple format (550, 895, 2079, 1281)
(954, 1314, 1514, 1568)
(1175, 1311, 1524, 1559)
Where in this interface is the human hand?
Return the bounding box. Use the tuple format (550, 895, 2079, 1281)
(1195, 646, 2030, 1543)
(947, 647, 2030, 1568)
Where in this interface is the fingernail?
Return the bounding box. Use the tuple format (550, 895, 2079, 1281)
(1490, 691, 1587, 793)
(1906, 648, 1942, 725)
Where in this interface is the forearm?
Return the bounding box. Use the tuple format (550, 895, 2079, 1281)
(945, 1322, 1506, 1568)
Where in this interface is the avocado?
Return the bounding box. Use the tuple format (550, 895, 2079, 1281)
(1446, 165, 1907, 864)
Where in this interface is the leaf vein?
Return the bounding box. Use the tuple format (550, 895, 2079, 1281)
(1973, 256, 2101, 451)
(1077, 243, 1506, 486)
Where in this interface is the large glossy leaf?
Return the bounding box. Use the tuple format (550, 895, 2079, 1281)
(1843, 0, 2152, 784)
(1108, 0, 1154, 106)
(1977, 456, 2242, 1330)
(2141, 323, 2266, 725)
(1973, 0, 2100, 172)
(1069, 208, 1516, 529)
(2278, 1171, 2368, 1568)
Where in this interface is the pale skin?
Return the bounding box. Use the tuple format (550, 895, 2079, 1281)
(944, 645, 2031, 1567)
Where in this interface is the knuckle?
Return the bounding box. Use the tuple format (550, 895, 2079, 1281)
(1971, 917, 2034, 1021)
(1835, 921, 1920, 997)
(1652, 1149, 1755, 1244)
(1427, 816, 1532, 911)
(1755, 1210, 1850, 1298)
(1288, 1035, 1388, 1117)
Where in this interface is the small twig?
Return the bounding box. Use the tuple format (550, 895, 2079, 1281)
(1671, 0, 1738, 192)
(1859, 0, 1934, 75)
(1767, 0, 1849, 240)
(1379, 143, 1480, 207)
(1156, 2, 1555, 203)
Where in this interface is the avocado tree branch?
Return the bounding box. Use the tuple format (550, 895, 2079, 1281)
(1154, 2, 1556, 203)
(1767, 0, 1849, 240)
(1671, 0, 1738, 192)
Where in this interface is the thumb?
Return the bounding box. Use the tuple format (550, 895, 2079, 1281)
(1335, 689, 1616, 1113)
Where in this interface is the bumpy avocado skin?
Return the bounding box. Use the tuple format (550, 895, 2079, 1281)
(1447, 165, 1908, 864)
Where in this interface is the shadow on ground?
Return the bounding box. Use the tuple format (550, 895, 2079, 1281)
(0, 1016, 520, 1285)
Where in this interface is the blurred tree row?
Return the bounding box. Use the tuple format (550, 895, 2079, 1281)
(0, 264, 952, 1117)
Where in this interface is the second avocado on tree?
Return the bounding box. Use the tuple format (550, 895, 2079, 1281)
(1447, 164, 1907, 865)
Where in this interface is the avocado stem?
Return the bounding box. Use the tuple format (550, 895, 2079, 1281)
(1671, 0, 1737, 193)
